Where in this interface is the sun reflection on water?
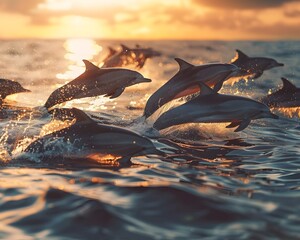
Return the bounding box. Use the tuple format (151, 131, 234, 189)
(56, 38, 102, 80)
(274, 107, 300, 118)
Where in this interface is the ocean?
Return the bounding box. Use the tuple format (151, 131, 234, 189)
(0, 39, 299, 240)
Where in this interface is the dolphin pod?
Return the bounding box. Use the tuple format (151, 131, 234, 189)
(230, 49, 284, 79)
(44, 60, 151, 109)
(153, 82, 278, 132)
(260, 78, 300, 108)
(143, 58, 239, 118)
(0, 46, 294, 164)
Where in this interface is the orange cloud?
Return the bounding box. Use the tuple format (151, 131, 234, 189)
(0, 0, 299, 39)
(192, 0, 297, 9)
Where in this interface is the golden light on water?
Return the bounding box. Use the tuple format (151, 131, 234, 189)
(39, 119, 75, 136)
(275, 107, 300, 118)
(56, 38, 102, 80)
(87, 153, 122, 166)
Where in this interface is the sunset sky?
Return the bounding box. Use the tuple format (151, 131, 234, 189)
(0, 0, 300, 40)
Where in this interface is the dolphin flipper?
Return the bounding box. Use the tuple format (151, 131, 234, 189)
(226, 121, 241, 128)
(234, 119, 251, 132)
(213, 80, 224, 92)
(105, 87, 124, 99)
(117, 155, 132, 166)
(253, 71, 263, 79)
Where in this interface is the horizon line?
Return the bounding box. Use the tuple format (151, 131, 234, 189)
(0, 37, 299, 42)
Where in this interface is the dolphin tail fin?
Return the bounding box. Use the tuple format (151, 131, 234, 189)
(234, 119, 251, 132)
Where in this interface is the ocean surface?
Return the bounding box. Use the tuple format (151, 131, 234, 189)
(0, 39, 299, 240)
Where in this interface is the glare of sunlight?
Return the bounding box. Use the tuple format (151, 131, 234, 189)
(87, 153, 122, 166)
(38, 0, 72, 11)
(40, 119, 76, 136)
(275, 107, 300, 118)
(56, 38, 102, 80)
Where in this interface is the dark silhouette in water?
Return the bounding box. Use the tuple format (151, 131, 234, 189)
(230, 49, 284, 79)
(0, 78, 30, 105)
(102, 44, 161, 69)
(44, 60, 151, 109)
(143, 58, 239, 118)
(153, 82, 278, 132)
(24, 108, 162, 165)
(260, 77, 300, 108)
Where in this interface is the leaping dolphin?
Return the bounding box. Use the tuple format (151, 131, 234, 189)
(102, 44, 161, 69)
(124, 44, 161, 69)
(230, 49, 284, 79)
(153, 82, 278, 132)
(0, 78, 30, 105)
(44, 60, 151, 109)
(260, 78, 300, 108)
(143, 58, 239, 118)
(24, 108, 162, 164)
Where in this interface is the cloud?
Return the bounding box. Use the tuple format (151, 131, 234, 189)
(154, 4, 300, 39)
(0, 0, 140, 25)
(285, 9, 300, 18)
(0, 0, 299, 39)
(0, 0, 43, 14)
(192, 0, 297, 9)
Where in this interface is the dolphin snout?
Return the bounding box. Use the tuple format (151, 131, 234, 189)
(139, 77, 151, 83)
(21, 87, 31, 93)
(277, 62, 284, 67)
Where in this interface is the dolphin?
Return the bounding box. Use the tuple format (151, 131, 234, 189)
(44, 60, 151, 109)
(102, 44, 161, 69)
(24, 108, 162, 163)
(102, 46, 118, 63)
(0, 78, 30, 104)
(143, 58, 239, 118)
(124, 44, 161, 69)
(230, 49, 284, 79)
(260, 77, 300, 108)
(153, 82, 278, 132)
(102, 44, 134, 68)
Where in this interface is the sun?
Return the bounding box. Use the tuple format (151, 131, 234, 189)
(56, 38, 102, 80)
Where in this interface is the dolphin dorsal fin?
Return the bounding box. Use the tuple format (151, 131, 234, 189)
(83, 60, 99, 71)
(281, 77, 297, 91)
(198, 82, 217, 96)
(236, 49, 249, 60)
(120, 44, 131, 52)
(108, 47, 117, 55)
(71, 108, 94, 124)
(174, 58, 194, 71)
